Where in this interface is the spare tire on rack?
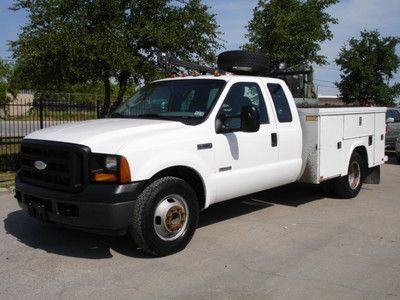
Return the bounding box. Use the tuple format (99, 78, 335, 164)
(217, 50, 270, 75)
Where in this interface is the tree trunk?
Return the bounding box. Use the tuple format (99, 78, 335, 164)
(110, 70, 130, 111)
(101, 73, 111, 117)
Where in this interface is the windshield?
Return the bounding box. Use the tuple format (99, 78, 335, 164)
(112, 79, 226, 123)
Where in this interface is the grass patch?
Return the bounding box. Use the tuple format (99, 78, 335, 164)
(0, 153, 19, 172)
(0, 143, 20, 155)
(0, 171, 15, 188)
(1, 138, 21, 172)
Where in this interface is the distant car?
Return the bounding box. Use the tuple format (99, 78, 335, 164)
(385, 108, 400, 149)
(396, 135, 400, 163)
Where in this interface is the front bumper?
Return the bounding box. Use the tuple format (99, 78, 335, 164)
(15, 174, 144, 235)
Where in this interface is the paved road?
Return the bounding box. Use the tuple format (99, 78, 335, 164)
(1, 158, 399, 299)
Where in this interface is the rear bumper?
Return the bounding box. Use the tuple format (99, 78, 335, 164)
(15, 174, 144, 235)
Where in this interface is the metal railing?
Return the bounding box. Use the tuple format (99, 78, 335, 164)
(0, 92, 103, 171)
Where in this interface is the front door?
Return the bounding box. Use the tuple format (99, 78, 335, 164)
(213, 80, 279, 202)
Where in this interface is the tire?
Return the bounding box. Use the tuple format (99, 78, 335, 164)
(333, 152, 364, 199)
(217, 50, 270, 75)
(396, 154, 400, 164)
(130, 176, 199, 256)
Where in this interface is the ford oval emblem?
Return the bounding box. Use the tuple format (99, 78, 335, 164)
(34, 160, 47, 170)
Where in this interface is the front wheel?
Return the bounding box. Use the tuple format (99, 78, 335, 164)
(130, 176, 199, 256)
(333, 152, 364, 199)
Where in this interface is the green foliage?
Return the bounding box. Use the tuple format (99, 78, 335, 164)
(0, 61, 15, 112)
(244, 0, 338, 69)
(10, 0, 222, 115)
(335, 30, 400, 106)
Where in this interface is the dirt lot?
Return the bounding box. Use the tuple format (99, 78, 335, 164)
(0, 157, 399, 299)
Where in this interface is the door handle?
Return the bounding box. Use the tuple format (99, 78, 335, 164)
(271, 133, 278, 147)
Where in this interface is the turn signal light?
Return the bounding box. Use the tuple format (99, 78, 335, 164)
(93, 173, 118, 182)
(91, 154, 131, 183)
(119, 156, 131, 183)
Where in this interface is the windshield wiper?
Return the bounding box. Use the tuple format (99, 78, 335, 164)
(135, 113, 178, 121)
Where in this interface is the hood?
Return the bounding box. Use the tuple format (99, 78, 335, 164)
(25, 118, 187, 153)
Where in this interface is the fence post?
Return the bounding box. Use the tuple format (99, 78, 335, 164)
(95, 95, 99, 119)
(39, 96, 44, 129)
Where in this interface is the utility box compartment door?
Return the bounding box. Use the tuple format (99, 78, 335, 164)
(374, 112, 386, 165)
(319, 115, 345, 180)
(343, 114, 375, 139)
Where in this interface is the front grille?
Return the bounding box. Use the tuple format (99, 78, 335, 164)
(20, 140, 90, 192)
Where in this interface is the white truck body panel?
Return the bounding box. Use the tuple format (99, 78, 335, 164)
(24, 75, 387, 209)
(298, 107, 387, 184)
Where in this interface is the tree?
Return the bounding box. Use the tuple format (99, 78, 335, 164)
(10, 0, 222, 116)
(0, 60, 16, 117)
(244, 0, 338, 70)
(336, 30, 400, 106)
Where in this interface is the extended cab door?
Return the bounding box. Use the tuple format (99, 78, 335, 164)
(261, 79, 303, 182)
(213, 79, 281, 202)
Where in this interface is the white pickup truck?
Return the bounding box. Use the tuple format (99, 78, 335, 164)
(15, 57, 387, 256)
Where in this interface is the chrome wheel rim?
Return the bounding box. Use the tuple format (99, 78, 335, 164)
(154, 194, 189, 241)
(348, 161, 361, 190)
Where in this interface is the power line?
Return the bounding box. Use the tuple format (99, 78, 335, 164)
(316, 84, 338, 89)
(315, 66, 341, 71)
(314, 78, 336, 84)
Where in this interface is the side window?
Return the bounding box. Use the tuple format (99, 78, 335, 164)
(219, 82, 268, 127)
(386, 110, 400, 122)
(392, 110, 400, 122)
(267, 83, 292, 123)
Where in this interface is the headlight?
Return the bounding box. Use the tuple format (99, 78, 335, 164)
(105, 156, 118, 171)
(90, 154, 131, 183)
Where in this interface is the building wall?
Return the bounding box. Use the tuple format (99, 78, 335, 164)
(2, 92, 34, 117)
(318, 96, 344, 106)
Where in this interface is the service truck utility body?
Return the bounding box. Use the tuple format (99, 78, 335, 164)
(15, 74, 387, 256)
(298, 107, 386, 184)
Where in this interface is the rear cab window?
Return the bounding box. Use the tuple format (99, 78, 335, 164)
(267, 83, 292, 123)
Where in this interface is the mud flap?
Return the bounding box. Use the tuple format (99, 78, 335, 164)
(363, 165, 380, 184)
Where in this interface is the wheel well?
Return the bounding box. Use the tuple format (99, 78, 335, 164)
(353, 146, 368, 176)
(150, 166, 206, 209)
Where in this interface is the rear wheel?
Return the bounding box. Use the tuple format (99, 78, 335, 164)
(130, 176, 199, 256)
(333, 152, 364, 199)
(396, 153, 400, 164)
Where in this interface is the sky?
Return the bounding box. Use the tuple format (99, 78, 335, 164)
(1, 0, 400, 96)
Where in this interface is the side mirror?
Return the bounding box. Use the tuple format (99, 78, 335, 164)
(386, 117, 395, 123)
(241, 105, 260, 132)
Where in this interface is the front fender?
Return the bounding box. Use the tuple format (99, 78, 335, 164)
(126, 150, 215, 207)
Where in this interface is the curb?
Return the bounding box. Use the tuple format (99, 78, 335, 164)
(0, 187, 14, 194)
